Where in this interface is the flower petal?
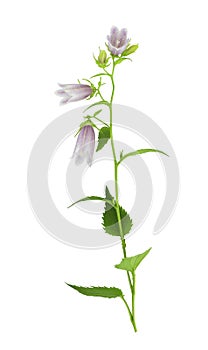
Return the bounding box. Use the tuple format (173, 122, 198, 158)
(75, 152, 85, 165)
(118, 28, 128, 47)
(72, 125, 95, 166)
(116, 40, 130, 55)
(107, 42, 119, 56)
(56, 84, 92, 104)
(59, 96, 71, 105)
(110, 26, 119, 46)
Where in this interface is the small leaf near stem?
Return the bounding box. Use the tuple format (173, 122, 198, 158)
(114, 57, 132, 65)
(67, 195, 116, 209)
(84, 101, 110, 113)
(91, 73, 110, 79)
(117, 148, 169, 166)
(115, 248, 152, 272)
(96, 127, 111, 151)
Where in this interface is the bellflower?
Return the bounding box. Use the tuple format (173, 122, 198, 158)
(107, 26, 130, 56)
(55, 84, 93, 105)
(73, 125, 95, 166)
(57, 26, 164, 333)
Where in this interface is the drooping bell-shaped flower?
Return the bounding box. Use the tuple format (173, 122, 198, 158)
(55, 84, 93, 105)
(73, 125, 95, 166)
(107, 26, 130, 56)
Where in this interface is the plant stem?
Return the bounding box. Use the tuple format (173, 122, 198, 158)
(90, 115, 109, 127)
(131, 272, 137, 332)
(108, 57, 137, 331)
(97, 89, 105, 102)
(121, 296, 133, 324)
(108, 61, 132, 291)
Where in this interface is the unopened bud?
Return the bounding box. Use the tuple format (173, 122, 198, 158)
(98, 50, 107, 65)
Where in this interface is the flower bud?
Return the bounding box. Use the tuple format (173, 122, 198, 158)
(98, 50, 107, 65)
(94, 49, 109, 68)
(121, 44, 139, 56)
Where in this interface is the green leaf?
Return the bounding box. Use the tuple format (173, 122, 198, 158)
(118, 148, 169, 165)
(115, 248, 152, 273)
(120, 150, 124, 159)
(96, 127, 110, 151)
(93, 109, 102, 117)
(67, 195, 114, 209)
(84, 101, 109, 112)
(122, 44, 139, 56)
(114, 57, 132, 65)
(102, 187, 133, 236)
(66, 284, 123, 298)
(90, 73, 109, 78)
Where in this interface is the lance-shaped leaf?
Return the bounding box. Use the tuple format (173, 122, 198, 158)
(84, 101, 109, 112)
(118, 148, 169, 166)
(115, 248, 152, 273)
(65, 284, 123, 298)
(93, 109, 102, 117)
(90, 73, 110, 79)
(96, 127, 111, 151)
(67, 195, 115, 209)
(102, 187, 133, 236)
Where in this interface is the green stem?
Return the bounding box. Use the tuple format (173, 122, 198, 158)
(108, 60, 133, 291)
(121, 296, 133, 324)
(108, 58, 138, 331)
(90, 115, 109, 127)
(97, 89, 105, 102)
(131, 272, 137, 332)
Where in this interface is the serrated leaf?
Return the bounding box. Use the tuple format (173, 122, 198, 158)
(118, 148, 169, 165)
(67, 195, 114, 209)
(66, 284, 123, 298)
(122, 44, 139, 56)
(96, 127, 110, 151)
(102, 187, 133, 236)
(115, 248, 152, 272)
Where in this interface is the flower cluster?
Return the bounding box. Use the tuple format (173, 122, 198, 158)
(55, 26, 138, 167)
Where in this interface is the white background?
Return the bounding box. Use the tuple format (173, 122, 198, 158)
(1, 0, 208, 349)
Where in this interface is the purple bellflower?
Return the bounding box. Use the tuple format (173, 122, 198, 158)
(73, 125, 95, 166)
(107, 26, 130, 56)
(55, 84, 93, 105)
